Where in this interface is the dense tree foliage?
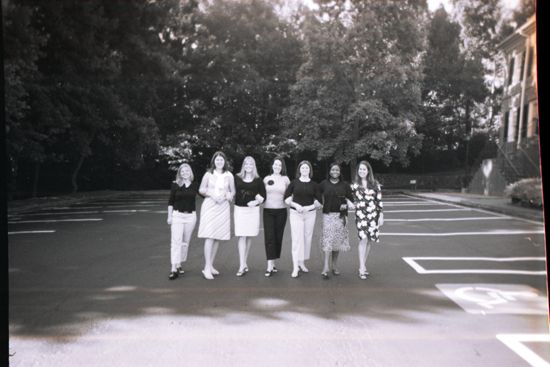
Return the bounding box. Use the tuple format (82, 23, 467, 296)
(281, 0, 425, 170)
(4, 0, 529, 196)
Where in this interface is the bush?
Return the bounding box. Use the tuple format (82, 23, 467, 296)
(504, 178, 543, 208)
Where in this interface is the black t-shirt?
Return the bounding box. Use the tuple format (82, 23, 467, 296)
(168, 181, 199, 212)
(319, 179, 353, 214)
(284, 179, 322, 206)
(234, 176, 266, 207)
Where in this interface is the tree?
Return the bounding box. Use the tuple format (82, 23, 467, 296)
(281, 0, 426, 171)
(4, 2, 49, 196)
(173, 0, 303, 169)
(418, 7, 488, 174)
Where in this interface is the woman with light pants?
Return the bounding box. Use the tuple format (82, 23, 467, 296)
(167, 163, 199, 280)
(284, 160, 322, 278)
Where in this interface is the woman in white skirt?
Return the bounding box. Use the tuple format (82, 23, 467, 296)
(198, 151, 235, 280)
(284, 160, 322, 278)
(167, 162, 199, 280)
(233, 156, 266, 276)
(319, 163, 355, 279)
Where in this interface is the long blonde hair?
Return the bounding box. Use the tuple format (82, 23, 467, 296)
(237, 156, 259, 179)
(175, 163, 194, 186)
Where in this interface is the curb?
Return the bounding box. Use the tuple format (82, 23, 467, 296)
(7, 190, 169, 215)
(403, 192, 544, 222)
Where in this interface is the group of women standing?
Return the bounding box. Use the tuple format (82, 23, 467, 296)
(167, 151, 383, 281)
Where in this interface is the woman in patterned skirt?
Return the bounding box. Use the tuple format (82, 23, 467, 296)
(350, 160, 383, 280)
(319, 163, 355, 279)
(198, 151, 235, 280)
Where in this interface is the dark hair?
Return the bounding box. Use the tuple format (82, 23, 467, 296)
(354, 160, 378, 188)
(296, 160, 313, 179)
(271, 156, 287, 176)
(327, 162, 341, 180)
(208, 151, 228, 173)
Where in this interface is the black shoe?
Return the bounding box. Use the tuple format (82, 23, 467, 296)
(169, 271, 178, 280)
(321, 272, 329, 280)
(177, 267, 185, 275)
(272, 267, 278, 273)
(265, 270, 273, 277)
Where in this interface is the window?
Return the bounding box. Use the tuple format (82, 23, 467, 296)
(527, 46, 534, 76)
(503, 111, 510, 142)
(508, 56, 515, 85)
(519, 50, 526, 81)
(521, 105, 529, 138)
(515, 108, 521, 142)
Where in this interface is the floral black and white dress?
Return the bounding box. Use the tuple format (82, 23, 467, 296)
(351, 182, 383, 242)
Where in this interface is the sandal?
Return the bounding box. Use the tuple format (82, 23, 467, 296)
(169, 271, 178, 280)
(321, 272, 329, 280)
(332, 269, 340, 276)
(265, 270, 273, 277)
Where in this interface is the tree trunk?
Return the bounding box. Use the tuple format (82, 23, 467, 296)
(71, 154, 86, 193)
(32, 161, 40, 198)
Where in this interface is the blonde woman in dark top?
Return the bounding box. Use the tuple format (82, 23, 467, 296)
(350, 160, 383, 280)
(233, 156, 266, 276)
(319, 163, 355, 279)
(167, 162, 199, 280)
(284, 160, 322, 278)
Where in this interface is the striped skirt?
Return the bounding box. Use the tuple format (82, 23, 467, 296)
(197, 197, 231, 240)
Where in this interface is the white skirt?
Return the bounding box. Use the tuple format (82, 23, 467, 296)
(234, 205, 260, 237)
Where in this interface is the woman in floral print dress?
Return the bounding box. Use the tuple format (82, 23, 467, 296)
(350, 160, 383, 280)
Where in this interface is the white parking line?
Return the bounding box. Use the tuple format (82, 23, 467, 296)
(403, 257, 547, 275)
(10, 209, 150, 217)
(8, 230, 56, 235)
(384, 203, 449, 206)
(385, 230, 544, 236)
(8, 218, 103, 224)
(385, 217, 513, 222)
(497, 334, 550, 367)
(385, 208, 472, 213)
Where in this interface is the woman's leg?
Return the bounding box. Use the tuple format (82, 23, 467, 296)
(203, 238, 214, 279)
(211, 240, 220, 274)
(237, 236, 247, 272)
(358, 238, 367, 274)
(289, 210, 302, 277)
(322, 251, 331, 274)
(299, 210, 316, 271)
(180, 215, 197, 265)
(332, 251, 340, 273)
(170, 221, 184, 271)
(264, 209, 276, 269)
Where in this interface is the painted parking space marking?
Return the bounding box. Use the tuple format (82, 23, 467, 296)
(8, 230, 56, 235)
(403, 257, 547, 275)
(8, 218, 103, 224)
(9, 209, 151, 217)
(385, 208, 472, 213)
(436, 284, 548, 315)
(50, 204, 160, 209)
(387, 230, 544, 236)
(385, 216, 513, 222)
(497, 334, 550, 367)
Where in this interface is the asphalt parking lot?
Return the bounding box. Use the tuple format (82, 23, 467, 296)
(8, 192, 549, 367)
